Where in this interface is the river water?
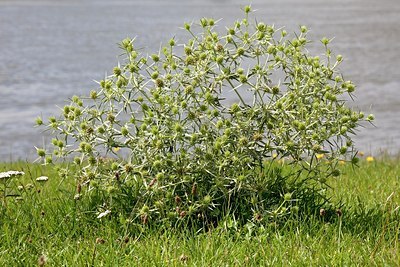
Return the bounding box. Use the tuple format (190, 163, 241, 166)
(0, 0, 399, 161)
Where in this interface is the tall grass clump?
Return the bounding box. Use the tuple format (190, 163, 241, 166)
(36, 6, 373, 228)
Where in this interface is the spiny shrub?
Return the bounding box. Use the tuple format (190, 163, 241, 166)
(36, 6, 373, 228)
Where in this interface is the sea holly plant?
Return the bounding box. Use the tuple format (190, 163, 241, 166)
(36, 6, 373, 227)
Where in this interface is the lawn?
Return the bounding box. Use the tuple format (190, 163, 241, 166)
(0, 157, 399, 266)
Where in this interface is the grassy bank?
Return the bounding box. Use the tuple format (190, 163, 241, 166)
(1, 158, 399, 266)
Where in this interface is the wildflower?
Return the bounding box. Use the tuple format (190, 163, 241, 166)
(36, 176, 49, 182)
(339, 160, 346, 165)
(112, 147, 121, 152)
(358, 151, 365, 157)
(97, 210, 111, 219)
(0, 170, 24, 180)
(366, 156, 374, 162)
(316, 154, 324, 160)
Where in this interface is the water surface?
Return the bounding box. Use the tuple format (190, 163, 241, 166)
(0, 0, 399, 160)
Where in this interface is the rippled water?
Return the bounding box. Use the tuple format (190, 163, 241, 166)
(0, 0, 399, 160)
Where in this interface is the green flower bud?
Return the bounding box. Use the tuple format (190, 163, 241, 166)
(121, 126, 129, 136)
(238, 136, 248, 146)
(299, 123, 306, 131)
(203, 195, 212, 206)
(351, 157, 360, 165)
(57, 140, 64, 148)
(74, 157, 81, 165)
(90, 90, 97, 99)
(35, 117, 43, 126)
(230, 103, 240, 113)
(272, 86, 280, 94)
(321, 37, 330, 45)
(284, 193, 292, 201)
(156, 172, 165, 180)
(340, 146, 347, 154)
(151, 54, 159, 62)
(45, 156, 52, 164)
(239, 74, 247, 83)
(200, 17, 208, 27)
(85, 143, 92, 153)
(37, 148, 46, 157)
(216, 120, 224, 129)
(216, 55, 224, 64)
(341, 116, 350, 123)
(184, 23, 191, 30)
(111, 162, 119, 171)
(113, 67, 121, 76)
(151, 71, 159, 79)
(174, 123, 183, 133)
(237, 47, 245, 56)
(257, 22, 266, 32)
(286, 141, 294, 149)
(185, 85, 194, 95)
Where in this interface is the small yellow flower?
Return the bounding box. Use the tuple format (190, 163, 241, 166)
(366, 156, 374, 162)
(316, 154, 324, 160)
(112, 147, 121, 152)
(358, 151, 365, 157)
(339, 160, 346, 165)
(272, 153, 278, 159)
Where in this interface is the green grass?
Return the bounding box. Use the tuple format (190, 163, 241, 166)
(1, 158, 399, 266)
